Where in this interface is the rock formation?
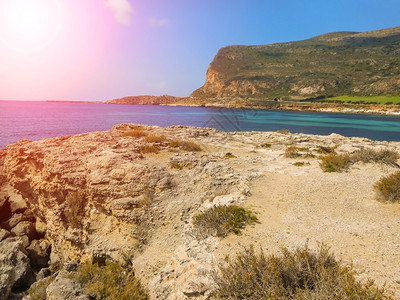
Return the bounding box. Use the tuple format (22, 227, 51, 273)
(1, 124, 400, 298)
(192, 27, 400, 102)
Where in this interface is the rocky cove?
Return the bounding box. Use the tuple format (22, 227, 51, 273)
(1, 124, 400, 299)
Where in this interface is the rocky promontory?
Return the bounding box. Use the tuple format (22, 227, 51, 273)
(1, 125, 400, 299)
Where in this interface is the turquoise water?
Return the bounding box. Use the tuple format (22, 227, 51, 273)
(0, 101, 400, 148)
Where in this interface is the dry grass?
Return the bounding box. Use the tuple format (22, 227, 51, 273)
(284, 146, 301, 158)
(144, 134, 167, 143)
(193, 205, 258, 238)
(319, 153, 351, 172)
(72, 260, 148, 300)
(374, 171, 400, 202)
(212, 245, 390, 299)
(140, 145, 160, 154)
(169, 140, 201, 152)
(122, 128, 148, 138)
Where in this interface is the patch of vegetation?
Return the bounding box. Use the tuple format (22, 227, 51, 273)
(316, 145, 337, 154)
(325, 95, 400, 105)
(352, 148, 399, 166)
(284, 146, 301, 158)
(193, 205, 258, 238)
(170, 162, 183, 170)
(277, 129, 290, 135)
(319, 152, 351, 172)
(169, 140, 202, 152)
(224, 152, 236, 159)
(140, 145, 160, 154)
(293, 162, 309, 167)
(212, 245, 390, 299)
(144, 134, 167, 143)
(72, 260, 148, 300)
(260, 143, 272, 148)
(374, 171, 400, 202)
(122, 128, 148, 138)
(63, 190, 87, 228)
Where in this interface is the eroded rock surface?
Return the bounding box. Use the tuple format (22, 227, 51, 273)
(1, 124, 400, 299)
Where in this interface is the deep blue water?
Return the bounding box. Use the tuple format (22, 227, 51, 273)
(1, 100, 400, 149)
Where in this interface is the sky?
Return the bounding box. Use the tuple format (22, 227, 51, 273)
(0, 0, 399, 101)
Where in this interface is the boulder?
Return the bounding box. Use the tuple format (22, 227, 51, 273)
(46, 275, 91, 300)
(11, 221, 37, 242)
(0, 229, 10, 242)
(0, 237, 34, 300)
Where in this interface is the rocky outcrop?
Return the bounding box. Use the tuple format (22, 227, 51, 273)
(192, 26, 400, 101)
(106, 95, 185, 105)
(1, 124, 400, 298)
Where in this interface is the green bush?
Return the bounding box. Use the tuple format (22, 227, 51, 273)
(212, 245, 390, 299)
(260, 143, 272, 148)
(224, 152, 236, 159)
(374, 171, 400, 202)
(170, 162, 183, 170)
(72, 260, 148, 300)
(316, 145, 337, 154)
(320, 153, 351, 172)
(193, 205, 258, 238)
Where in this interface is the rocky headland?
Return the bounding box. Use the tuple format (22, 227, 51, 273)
(1, 124, 400, 299)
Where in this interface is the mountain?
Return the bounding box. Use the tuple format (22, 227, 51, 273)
(106, 95, 183, 105)
(191, 27, 400, 101)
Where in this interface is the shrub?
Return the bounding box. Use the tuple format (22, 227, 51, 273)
(374, 171, 400, 202)
(122, 128, 148, 138)
(260, 143, 272, 148)
(277, 129, 290, 134)
(284, 146, 301, 158)
(72, 260, 148, 300)
(168, 140, 201, 152)
(316, 145, 337, 154)
(193, 205, 258, 238)
(319, 153, 351, 172)
(351, 148, 399, 166)
(140, 145, 160, 154)
(170, 162, 183, 170)
(212, 245, 390, 299)
(144, 134, 167, 143)
(28, 277, 54, 300)
(293, 162, 308, 166)
(224, 152, 236, 159)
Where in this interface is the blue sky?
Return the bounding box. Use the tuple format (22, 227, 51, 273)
(0, 0, 399, 101)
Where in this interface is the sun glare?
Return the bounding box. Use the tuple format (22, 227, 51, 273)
(0, 0, 61, 52)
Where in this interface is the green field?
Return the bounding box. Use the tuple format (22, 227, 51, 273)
(324, 95, 400, 105)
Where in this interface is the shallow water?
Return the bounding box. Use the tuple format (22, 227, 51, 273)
(1, 101, 400, 148)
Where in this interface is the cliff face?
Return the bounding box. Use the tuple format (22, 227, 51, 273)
(2, 125, 400, 298)
(192, 27, 400, 100)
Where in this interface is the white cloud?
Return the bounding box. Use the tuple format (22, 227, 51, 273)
(104, 0, 133, 25)
(149, 18, 170, 27)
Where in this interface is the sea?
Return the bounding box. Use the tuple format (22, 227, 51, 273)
(1, 100, 400, 149)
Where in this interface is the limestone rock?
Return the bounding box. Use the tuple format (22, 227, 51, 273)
(46, 275, 90, 300)
(26, 239, 51, 269)
(0, 237, 34, 300)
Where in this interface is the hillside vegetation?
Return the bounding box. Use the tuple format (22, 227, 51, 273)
(192, 27, 400, 101)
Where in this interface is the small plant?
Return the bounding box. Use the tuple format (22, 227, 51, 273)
(374, 171, 400, 202)
(277, 129, 290, 134)
(140, 145, 160, 154)
(170, 162, 183, 170)
(212, 245, 390, 299)
(351, 148, 399, 166)
(320, 152, 351, 172)
(168, 140, 201, 152)
(260, 143, 272, 148)
(293, 161, 307, 166)
(193, 205, 258, 238)
(316, 145, 337, 154)
(122, 128, 148, 138)
(144, 134, 167, 143)
(63, 190, 87, 228)
(72, 260, 149, 300)
(224, 152, 236, 159)
(284, 146, 301, 158)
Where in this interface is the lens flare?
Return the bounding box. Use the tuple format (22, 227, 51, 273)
(0, 0, 61, 52)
